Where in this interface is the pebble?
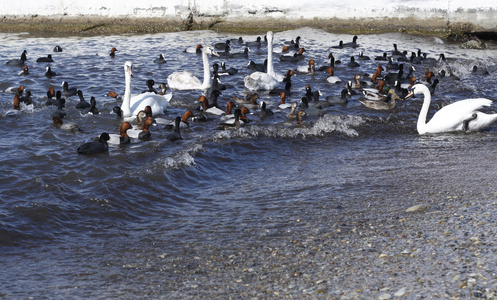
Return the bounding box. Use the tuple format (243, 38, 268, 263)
(394, 287, 407, 297)
(378, 293, 391, 299)
(406, 204, 429, 212)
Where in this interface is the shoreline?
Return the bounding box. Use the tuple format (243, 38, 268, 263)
(0, 16, 491, 40)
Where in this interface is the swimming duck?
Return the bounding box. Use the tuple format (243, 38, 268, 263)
(166, 117, 183, 142)
(6, 50, 27, 66)
(77, 133, 110, 155)
(109, 47, 118, 57)
(75, 90, 91, 109)
(108, 122, 133, 145)
(87, 97, 99, 115)
(138, 117, 154, 140)
(153, 53, 167, 64)
(360, 92, 402, 110)
(259, 101, 274, 118)
(164, 110, 194, 130)
(36, 54, 53, 63)
(53, 117, 81, 132)
(61, 81, 78, 97)
(45, 66, 57, 78)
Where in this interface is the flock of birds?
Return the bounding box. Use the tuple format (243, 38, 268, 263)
(5, 31, 497, 155)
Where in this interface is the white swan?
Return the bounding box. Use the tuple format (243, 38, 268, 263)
(122, 61, 172, 118)
(167, 45, 219, 91)
(244, 31, 280, 91)
(407, 83, 497, 134)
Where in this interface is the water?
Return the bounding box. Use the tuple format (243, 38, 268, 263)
(1, 28, 497, 298)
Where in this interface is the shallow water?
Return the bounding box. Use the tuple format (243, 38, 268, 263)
(1, 27, 497, 298)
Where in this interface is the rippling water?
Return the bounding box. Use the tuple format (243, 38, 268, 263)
(1, 27, 497, 297)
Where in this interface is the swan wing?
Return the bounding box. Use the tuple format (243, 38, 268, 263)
(167, 71, 202, 90)
(244, 72, 279, 91)
(130, 92, 171, 116)
(427, 98, 492, 132)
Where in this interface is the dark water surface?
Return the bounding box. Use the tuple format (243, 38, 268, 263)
(1, 28, 497, 298)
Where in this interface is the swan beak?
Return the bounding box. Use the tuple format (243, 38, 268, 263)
(405, 91, 414, 99)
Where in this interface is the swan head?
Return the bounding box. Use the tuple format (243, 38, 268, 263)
(203, 46, 219, 57)
(266, 31, 274, 44)
(405, 84, 428, 99)
(124, 61, 133, 77)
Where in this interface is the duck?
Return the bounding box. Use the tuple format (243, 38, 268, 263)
(47, 90, 65, 107)
(278, 91, 292, 109)
(184, 44, 203, 54)
(296, 59, 315, 74)
(6, 50, 27, 66)
(87, 97, 99, 115)
(326, 67, 342, 84)
(295, 110, 306, 125)
(51, 98, 66, 119)
(36, 54, 53, 63)
(45, 90, 58, 106)
(45, 66, 57, 78)
(166, 117, 183, 142)
(18, 65, 29, 76)
(245, 36, 262, 47)
(286, 102, 299, 120)
(77, 133, 110, 155)
(300, 96, 324, 116)
(164, 111, 194, 130)
(325, 88, 351, 105)
(217, 109, 242, 130)
(53, 45, 63, 52)
(342, 35, 359, 48)
(18, 90, 32, 105)
(406, 83, 497, 134)
(230, 47, 249, 58)
(113, 106, 123, 118)
(138, 117, 154, 140)
(360, 92, 402, 110)
(216, 45, 231, 58)
(61, 81, 78, 97)
(233, 92, 259, 109)
(375, 52, 388, 61)
(362, 80, 389, 101)
(471, 65, 489, 75)
(357, 52, 370, 61)
(126, 111, 147, 139)
(346, 56, 360, 68)
(108, 122, 133, 145)
(75, 90, 91, 109)
(279, 48, 306, 63)
(247, 60, 267, 72)
(53, 117, 81, 132)
(109, 47, 118, 57)
(167, 46, 219, 90)
(198, 95, 225, 115)
(153, 53, 167, 64)
(142, 79, 158, 94)
(214, 39, 230, 50)
(259, 101, 274, 118)
(244, 31, 280, 91)
(122, 61, 172, 118)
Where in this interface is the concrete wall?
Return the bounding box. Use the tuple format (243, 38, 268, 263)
(1, 0, 496, 31)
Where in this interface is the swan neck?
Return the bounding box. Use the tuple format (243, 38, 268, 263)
(267, 36, 274, 77)
(417, 88, 431, 134)
(202, 51, 211, 89)
(122, 71, 132, 117)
